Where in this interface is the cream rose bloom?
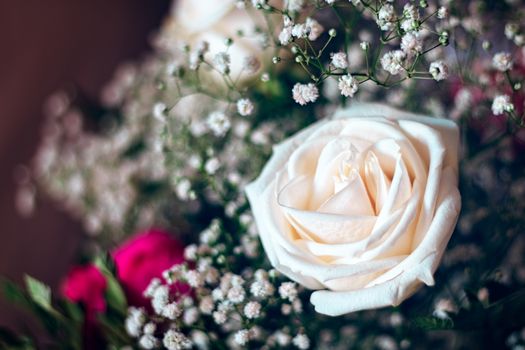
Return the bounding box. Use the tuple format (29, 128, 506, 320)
(160, 0, 271, 82)
(245, 103, 461, 316)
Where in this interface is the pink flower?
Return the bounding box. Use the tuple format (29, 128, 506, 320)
(61, 264, 107, 318)
(113, 229, 187, 307)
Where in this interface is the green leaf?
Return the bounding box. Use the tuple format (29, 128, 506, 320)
(23, 275, 52, 312)
(0, 278, 30, 309)
(94, 254, 127, 314)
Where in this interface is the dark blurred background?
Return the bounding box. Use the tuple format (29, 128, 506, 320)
(0, 0, 170, 330)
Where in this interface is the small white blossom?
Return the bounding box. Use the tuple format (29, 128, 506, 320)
(185, 270, 204, 288)
(213, 310, 228, 325)
(360, 41, 370, 50)
(152, 285, 170, 315)
(292, 83, 319, 105)
(234, 329, 251, 346)
(183, 307, 199, 325)
(244, 301, 262, 319)
(279, 26, 293, 45)
(305, 17, 324, 41)
(213, 52, 231, 75)
(227, 286, 246, 304)
(281, 303, 292, 315)
(163, 330, 192, 350)
(331, 52, 348, 69)
(143, 278, 161, 298)
(176, 179, 192, 201)
(429, 61, 449, 81)
(437, 6, 449, 19)
(492, 95, 514, 115)
(139, 334, 159, 349)
(251, 0, 267, 6)
(207, 111, 231, 137)
(143, 322, 156, 335)
(401, 4, 419, 32)
(286, 0, 304, 12)
(250, 279, 275, 298)
(153, 102, 167, 122)
(163, 302, 182, 320)
(125, 307, 146, 337)
(381, 50, 406, 75)
(189, 41, 209, 70)
(377, 4, 395, 31)
(199, 296, 215, 314)
(493, 52, 513, 72)
(237, 98, 254, 116)
(279, 282, 298, 301)
(274, 331, 292, 346)
(293, 334, 310, 349)
(338, 74, 359, 97)
(184, 244, 198, 261)
(401, 32, 423, 54)
(505, 23, 519, 40)
(292, 23, 309, 39)
(205, 157, 220, 174)
(243, 55, 261, 74)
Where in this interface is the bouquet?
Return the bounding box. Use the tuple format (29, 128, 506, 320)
(4, 0, 525, 349)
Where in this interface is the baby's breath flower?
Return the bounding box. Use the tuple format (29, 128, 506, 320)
(429, 61, 449, 81)
(492, 95, 514, 115)
(207, 111, 231, 137)
(286, 0, 304, 12)
(139, 334, 159, 349)
(125, 307, 146, 337)
(292, 83, 319, 105)
(250, 278, 275, 298)
(153, 102, 167, 122)
(213, 52, 231, 75)
(505, 23, 519, 40)
(492, 52, 513, 72)
(437, 6, 449, 19)
(244, 301, 262, 319)
(305, 17, 324, 41)
(234, 329, 251, 346)
(377, 4, 395, 31)
(152, 285, 170, 315)
(163, 302, 182, 320)
(213, 310, 228, 325)
(360, 41, 370, 50)
(331, 52, 349, 69)
(338, 74, 359, 97)
(401, 32, 423, 54)
(292, 333, 310, 349)
(292, 23, 309, 39)
(274, 330, 292, 346)
(185, 270, 204, 288)
(183, 244, 197, 261)
(176, 179, 193, 201)
(227, 286, 246, 304)
(381, 50, 406, 75)
(199, 296, 215, 314)
(237, 98, 254, 116)
(144, 323, 156, 335)
(279, 282, 298, 301)
(163, 330, 192, 350)
(279, 26, 294, 45)
(243, 55, 261, 74)
(183, 307, 199, 326)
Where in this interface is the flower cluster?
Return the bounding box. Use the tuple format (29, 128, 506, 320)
(124, 219, 316, 349)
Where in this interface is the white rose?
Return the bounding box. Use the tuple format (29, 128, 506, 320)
(245, 103, 461, 316)
(160, 0, 271, 83)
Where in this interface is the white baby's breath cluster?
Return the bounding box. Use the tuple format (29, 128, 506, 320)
(124, 218, 316, 349)
(254, 0, 452, 105)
